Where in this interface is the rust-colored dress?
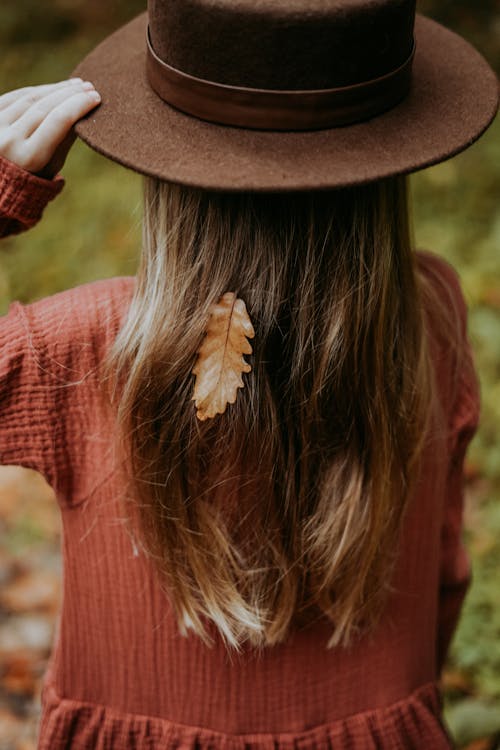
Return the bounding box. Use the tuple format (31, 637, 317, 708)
(0, 156, 479, 749)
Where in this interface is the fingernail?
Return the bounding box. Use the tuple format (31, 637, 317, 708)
(70, 77, 82, 82)
(89, 91, 101, 101)
(82, 81, 95, 91)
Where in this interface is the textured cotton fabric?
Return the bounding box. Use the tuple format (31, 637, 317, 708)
(0, 155, 480, 749)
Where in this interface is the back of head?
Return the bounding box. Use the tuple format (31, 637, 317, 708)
(100, 174, 453, 653)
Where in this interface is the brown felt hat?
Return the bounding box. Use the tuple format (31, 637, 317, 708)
(72, 0, 499, 191)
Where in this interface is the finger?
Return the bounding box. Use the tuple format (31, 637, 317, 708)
(27, 91, 101, 167)
(7, 80, 96, 136)
(0, 81, 88, 126)
(0, 79, 83, 112)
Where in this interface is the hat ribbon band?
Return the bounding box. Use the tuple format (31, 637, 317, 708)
(146, 27, 415, 131)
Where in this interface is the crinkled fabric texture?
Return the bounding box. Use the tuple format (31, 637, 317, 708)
(0, 155, 64, 237)
(0, 158, 479, 748)
(38, 681, 451, 750)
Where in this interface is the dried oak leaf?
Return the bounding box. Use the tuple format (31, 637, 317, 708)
(192, 292, 255, 421)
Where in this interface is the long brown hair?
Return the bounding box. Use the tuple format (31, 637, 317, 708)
(100, 175, 454, 653)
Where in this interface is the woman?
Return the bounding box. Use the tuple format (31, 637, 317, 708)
(0, 0, 498, 747)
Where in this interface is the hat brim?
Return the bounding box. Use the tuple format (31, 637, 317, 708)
(72, 12, 498, 191)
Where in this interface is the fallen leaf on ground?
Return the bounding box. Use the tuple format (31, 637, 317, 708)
(0, 570, 60, 614)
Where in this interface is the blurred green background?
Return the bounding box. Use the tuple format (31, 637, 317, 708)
(0, 1, 499, 748)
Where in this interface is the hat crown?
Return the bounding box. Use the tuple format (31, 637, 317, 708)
(148, 0, 416, 91)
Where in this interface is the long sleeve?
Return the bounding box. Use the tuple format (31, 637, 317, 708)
(0, 156, 66, 486)
(0, 299, 58, 489)
(0, 274, 135, 508)
(0, 154, 64, 238)
(0, 150, 134, 508)
(436, 269, 480, 674)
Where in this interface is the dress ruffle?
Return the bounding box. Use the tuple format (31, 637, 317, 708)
(37, 681, 453, 749)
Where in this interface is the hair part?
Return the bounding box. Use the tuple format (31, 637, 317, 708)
(100, 175, 456, 654)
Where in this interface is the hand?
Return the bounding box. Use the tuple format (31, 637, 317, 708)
(0, 79, 101, 180)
